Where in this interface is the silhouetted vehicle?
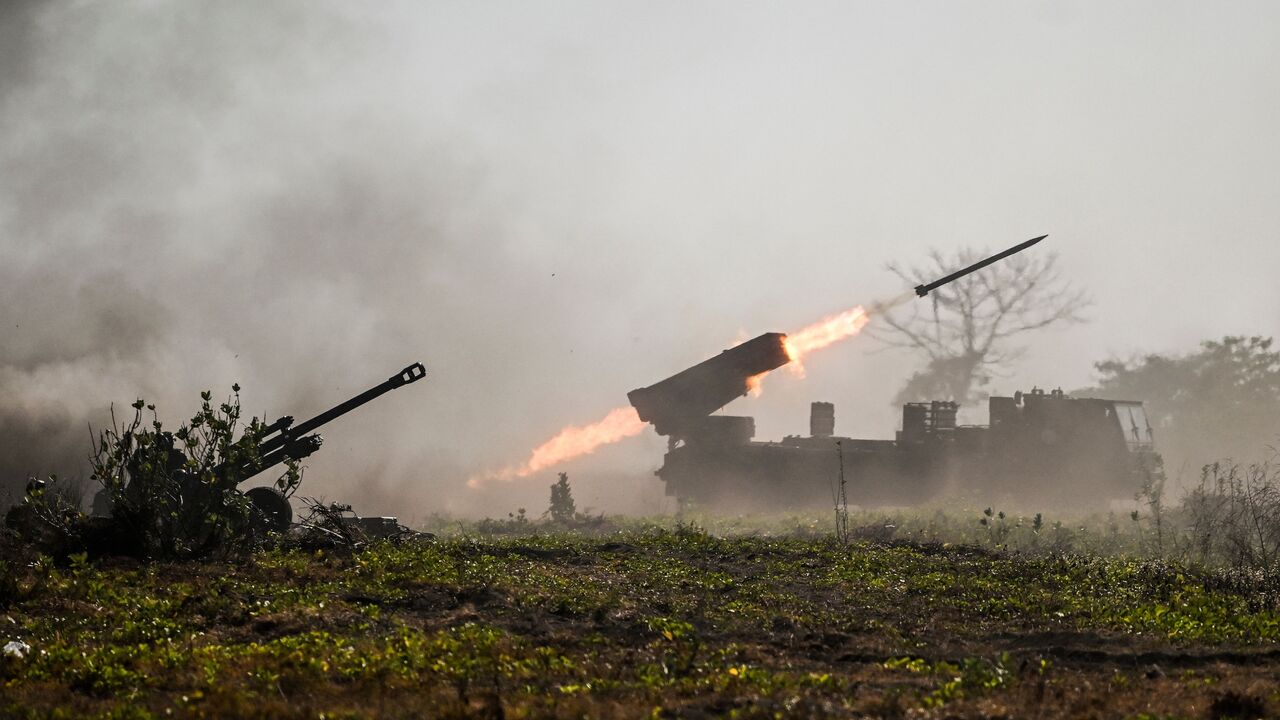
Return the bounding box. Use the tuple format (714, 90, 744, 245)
(629, 339, 1158, 510)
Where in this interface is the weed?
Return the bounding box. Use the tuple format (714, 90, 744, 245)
(832, 441, 850, 545)
(547, 472, 576, 524)
(1185, 459, 1280, 570)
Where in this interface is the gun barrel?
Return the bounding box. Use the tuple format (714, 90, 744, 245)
(287, 362, 426, 439)
(252, 434, 323, 477)
(230, 362, 426, 484)
(257, 415, 294, 444)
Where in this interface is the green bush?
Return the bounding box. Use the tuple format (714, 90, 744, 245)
(88, 386, 300, 559)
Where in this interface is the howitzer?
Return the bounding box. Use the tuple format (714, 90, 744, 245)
(93, 362, 428, 533)
(221, 362, 426, 486)
(230, 362, 427, 530)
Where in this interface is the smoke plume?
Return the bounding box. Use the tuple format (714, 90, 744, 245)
(3, 2, 1278, 515)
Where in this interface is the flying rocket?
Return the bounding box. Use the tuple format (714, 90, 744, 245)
(914, 235, 1047, 298)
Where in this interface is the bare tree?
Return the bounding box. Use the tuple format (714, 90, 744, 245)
(875, 246, 1090, 406)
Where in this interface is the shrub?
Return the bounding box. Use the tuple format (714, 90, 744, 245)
(1184, 458, 1280, 570)
(88, 386, 300, 559)
(547, 472, 576, 524)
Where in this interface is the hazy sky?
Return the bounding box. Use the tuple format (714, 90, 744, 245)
(2, 1, 1277, 516)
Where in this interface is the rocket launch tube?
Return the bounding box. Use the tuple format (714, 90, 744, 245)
(628, 332, 789, 437)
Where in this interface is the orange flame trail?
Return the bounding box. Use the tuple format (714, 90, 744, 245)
(474, 301, 881, 486)
(468, 405, 646, 487)
(781, 305, 870, 376)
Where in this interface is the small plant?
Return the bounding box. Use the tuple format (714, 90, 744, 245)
(979, 507, 1011, 548)
(472, 508, 536, 535)
(293, 500, 364, 551)
(1184, 458, 1280, 570)
(1131, 459, 1171, 557)
(832, 441, 850, 545)
(547, 472, 576, 524)
(4, 476, 87, 558)
(648, 617, 702, 678)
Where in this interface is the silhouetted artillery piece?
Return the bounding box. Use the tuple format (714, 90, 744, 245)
(93, 363, 427, 533)
(230, 362, 426, 530)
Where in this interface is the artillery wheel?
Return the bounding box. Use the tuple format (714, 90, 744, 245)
(245, 487, 292, 534)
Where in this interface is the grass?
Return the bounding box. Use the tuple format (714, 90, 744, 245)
(3, 523, 1280, 718)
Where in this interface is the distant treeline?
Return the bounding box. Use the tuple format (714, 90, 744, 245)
(1075, 335, 1280, 477)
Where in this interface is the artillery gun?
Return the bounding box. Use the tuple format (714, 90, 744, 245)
(93, 362, 427, 533)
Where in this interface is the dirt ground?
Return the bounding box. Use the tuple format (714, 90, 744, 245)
(2, 528, 1279, 718)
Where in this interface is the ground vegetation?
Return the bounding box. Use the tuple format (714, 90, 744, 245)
(4, 510, 1280, 718)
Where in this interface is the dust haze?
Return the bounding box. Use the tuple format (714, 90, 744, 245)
(2, 2, 1278, 516)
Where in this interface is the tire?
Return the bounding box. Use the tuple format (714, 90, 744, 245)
(245, 486, 292, 533)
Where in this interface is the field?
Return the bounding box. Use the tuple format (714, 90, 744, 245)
(3, 521, 1280, 719)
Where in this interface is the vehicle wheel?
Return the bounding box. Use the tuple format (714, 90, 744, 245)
(245, 486, 292, 533)
(90, 488, 114, 517)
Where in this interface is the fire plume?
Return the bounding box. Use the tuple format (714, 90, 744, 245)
(782, 305, 870, 374)
(474, 303, 875, 486)
(469, 405, 646, 487)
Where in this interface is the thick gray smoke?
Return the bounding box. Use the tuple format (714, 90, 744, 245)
(0, 4, 441, 506)
(0, 2, 681, 515)
(3, 2, 1278, 515)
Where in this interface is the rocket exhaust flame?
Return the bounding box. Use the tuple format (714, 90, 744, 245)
(475, 295, 908, 487)
(468, 405, 646, 487)
(781, 305, 871, 376)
